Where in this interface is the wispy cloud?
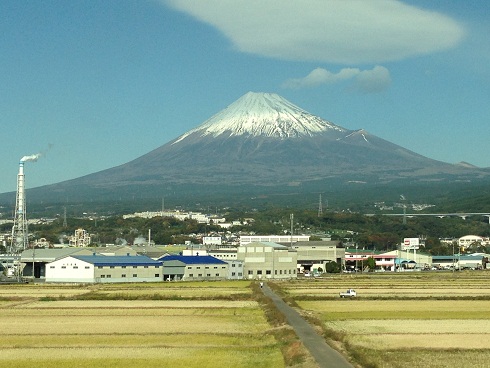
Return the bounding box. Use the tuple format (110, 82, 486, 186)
(283, 66, 391, 93)
(163, 0, 465, 64)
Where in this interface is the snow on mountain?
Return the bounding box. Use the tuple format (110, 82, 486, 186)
(173, 92, 346, 144)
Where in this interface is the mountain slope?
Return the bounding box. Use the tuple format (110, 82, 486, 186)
(8, 92, 490, 203)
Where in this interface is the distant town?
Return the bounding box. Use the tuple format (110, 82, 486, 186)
(1, 204, 489, 283)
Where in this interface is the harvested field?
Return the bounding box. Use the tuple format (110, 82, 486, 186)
(278, 272, 490, 368)
(0, 282, 284, 368)
(0, 286, 90, 298)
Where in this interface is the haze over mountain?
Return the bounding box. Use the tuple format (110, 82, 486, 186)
(4, 92, 490, 204)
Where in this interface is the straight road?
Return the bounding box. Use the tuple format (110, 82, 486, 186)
(262, 284, 354, 368)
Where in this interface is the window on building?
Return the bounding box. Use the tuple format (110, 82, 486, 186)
(215, 274, 219, 277)
(155, 274, 160, 277)
(110, 266, 115, 269)
(238, 273, 242, 276)
(106, 275, 111, 278)
(100, 275, 105, 278)
(122, 274, 126, 278)
(155, 265, 160, 268)
(266, 270, 271, 275)
(61, 266, 66, 269)
(257, 270, 262, 275)
(205, 266, 209, 269)
(187, 267, 192, 269)
(232, 272, 235, 276)
(232, 263, 236, 267)
(50, 266, 55, 269)
(248, 270, 253, 275)
(197, 266, 200, 269)
(73, 266, 78, 269)
(98, 266, 103, 269)
(198, 274, 202, 277)
(207, 274, 211, 277)
(85, 266, 90, 269)
(133, 274, 137, 277)
(144, 266, 148, 269)
(189, 274, 193, 277)
(122, 266, 127, 269)
(214, 266, 217, 269)
(133, 266, 138, 268)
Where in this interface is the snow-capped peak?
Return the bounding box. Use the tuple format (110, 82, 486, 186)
(173, 92, 346, 144)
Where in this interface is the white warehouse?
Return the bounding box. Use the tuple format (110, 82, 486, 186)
(45, 254, 162, 283)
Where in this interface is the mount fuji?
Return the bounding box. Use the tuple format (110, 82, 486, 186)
(17, 92, 490, 203)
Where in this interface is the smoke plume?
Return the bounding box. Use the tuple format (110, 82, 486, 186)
(20, 144, 53, 162)
(20, 153, 41, 162)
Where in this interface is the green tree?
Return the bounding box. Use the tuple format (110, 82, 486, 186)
(325, 262, 340, 273)
(365, 257, 376, 271)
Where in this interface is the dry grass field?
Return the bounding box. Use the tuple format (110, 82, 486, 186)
(0, 281, 285, 368)
(279, 272, 490, 368)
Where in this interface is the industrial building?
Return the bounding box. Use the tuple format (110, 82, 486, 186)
(158, 255, 229, 281)
(237, 241, 297, 280)
(45, 254, 162, 283)
(239, 235, 309, 245)
(289, 240, 344, 274)
(21, 248, 96, 279)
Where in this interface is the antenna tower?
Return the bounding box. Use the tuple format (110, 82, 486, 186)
(10, 161, 28, 253)
(400, 195, 407, 225)
(63, 207, 67, 228)
(318, 194, 323, 217)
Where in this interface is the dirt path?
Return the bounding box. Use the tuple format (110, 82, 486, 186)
(262, 284, 354, 368)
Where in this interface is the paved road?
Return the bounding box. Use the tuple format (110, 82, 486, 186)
(262, 284, 354, 368)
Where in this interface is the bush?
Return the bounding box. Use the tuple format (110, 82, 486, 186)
(325, 261, 340, 273)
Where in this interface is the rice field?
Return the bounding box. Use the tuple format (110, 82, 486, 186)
(0, 282, 284, 368)
(280, 272, 490, 368)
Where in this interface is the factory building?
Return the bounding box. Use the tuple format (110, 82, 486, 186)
(237, 241, 297, 280)
(158, 255, 228, 281)
(239, 235, 309, 245)
(21, 247, 95, 279)
(289, 240, 344, 274)
(45, 254, 162, 283)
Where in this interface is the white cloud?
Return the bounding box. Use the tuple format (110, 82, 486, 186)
(353, 66, 392, 93)
(163, 0, 465, 64)
(283, 66, 391, 93)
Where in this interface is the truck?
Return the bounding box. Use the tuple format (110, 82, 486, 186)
(339, 289, 357, 298)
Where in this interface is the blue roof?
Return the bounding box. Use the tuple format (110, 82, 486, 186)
(158, 255, 226, 265)
(72, 254, 161, 266)
(394, 258, 416, 265)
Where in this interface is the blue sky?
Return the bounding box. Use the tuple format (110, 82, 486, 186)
(1, 0, 489, 194)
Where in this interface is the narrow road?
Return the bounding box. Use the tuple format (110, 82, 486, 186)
(262, 284, 354, 368)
